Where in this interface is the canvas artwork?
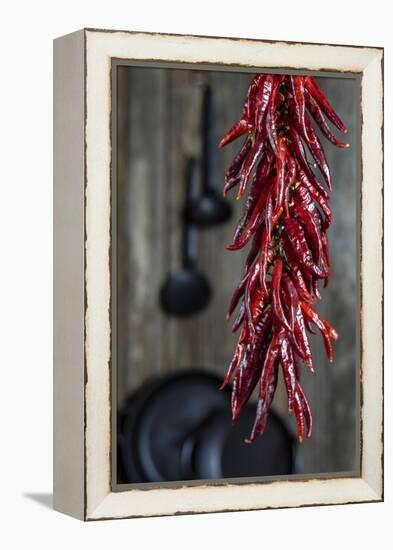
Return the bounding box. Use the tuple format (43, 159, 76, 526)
(53, 30, 383, 520)
(114, 66, 359, 485)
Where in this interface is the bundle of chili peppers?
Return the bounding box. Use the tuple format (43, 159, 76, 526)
(219, 74, 348, 443)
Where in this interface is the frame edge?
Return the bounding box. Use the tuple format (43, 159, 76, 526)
(53, 29, 86, 521)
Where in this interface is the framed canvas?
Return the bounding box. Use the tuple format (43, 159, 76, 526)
(53, 28, 383, 521)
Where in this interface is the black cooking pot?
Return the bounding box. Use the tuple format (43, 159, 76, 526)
(117, 370, 298, 484)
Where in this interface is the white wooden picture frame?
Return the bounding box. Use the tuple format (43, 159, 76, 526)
(53, 28, 383, 521)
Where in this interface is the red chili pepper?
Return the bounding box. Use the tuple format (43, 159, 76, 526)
(283, 239, 316, 304)
(245, 363, 279, 442)
(219, 119, 248, 149)
(259, 229, 270, 295)
(288, 127, 329, 200)
(244, 228, 263, 274)
(287, 152, 297, 187)
(304, 115, 331, 191)
(221, 324, 248, 389)
(300, 302, 337, 362)
(226, 178, 272, 250)
(279, 277, 307, 362)
(237, 133, 265, 199)
(244, 260, 261, 332)
(246, 331, 281, 442)
(223, 138, 251, 195)
(283, 217, 329, 279)
(281, 273, 300, 329)
(255, 74, 275, 131)
(304, 76, 348, 134)
(231, 311, 272, 420)
(251, 287, 268, 327)
(296, 382, 313, 438)
(242, 148, 274, 222)
(272, 258, 292, 332)
(312, 277, 321, 300)
(220, 72, 345, 443)
(292, 197, 323, 265)
(304, 88, 349, 148)
(285, 152, 297, 216)
(289, 99, 334, 194)
(293, 353, 301, 381)
(293, 390, 305, 442)
(290, 76, 313, 144)
(294, 304, 314, 372)
(321, 231, 331, 269)
(295, 164, 333, 228)
(265, 76, 282, 156)
(259, 207, 282, 293)
(303, 269, 314, 296)
(265, 184, 275, 239)
(303, 314, 317, 335)
(279, 335, 296, 411)
(294, 178, 323, 231)
(246, 74, 264, 126)
(275, 135, 287, 213)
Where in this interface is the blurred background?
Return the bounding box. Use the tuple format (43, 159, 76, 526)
(115, 66, 359, 485)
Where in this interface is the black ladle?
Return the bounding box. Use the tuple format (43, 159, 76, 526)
(160, 158, 212, 317)
(188, 85, 232, 227)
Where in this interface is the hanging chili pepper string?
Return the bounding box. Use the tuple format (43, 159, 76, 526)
(219, 73, 348, 442)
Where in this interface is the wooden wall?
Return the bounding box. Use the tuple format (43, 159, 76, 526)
(116, 66, 358, 475)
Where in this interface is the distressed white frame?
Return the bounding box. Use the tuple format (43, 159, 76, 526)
(53, 29, 383, 521)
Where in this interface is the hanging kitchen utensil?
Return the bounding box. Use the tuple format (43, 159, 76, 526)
(160, 158, 212, 317)
(188, 85, 232, 227)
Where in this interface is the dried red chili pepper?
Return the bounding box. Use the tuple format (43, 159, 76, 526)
(255, 75, 275, 131)
(237, 133, 265, 199)
(292, 198, 323, 265)
(223, 138, 252, 195)
(220, 73, 347, 442)
(290, 76, 313, 145)
(304, 76, 348, 134)
(272, 258, 292, 332)
(288, 126, 329, 199)
(275, 136, 288, 214)
(266, 76, 284, 155)
(304, 115, 332, 190)
(283, 216, 328, 279)
(304, 88, 349, 149)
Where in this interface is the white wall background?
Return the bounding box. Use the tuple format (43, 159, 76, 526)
(1, 1, 391, 548)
